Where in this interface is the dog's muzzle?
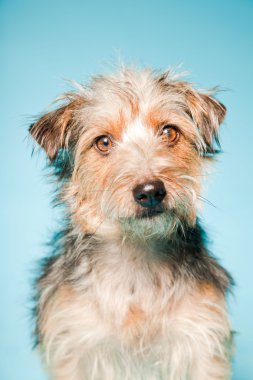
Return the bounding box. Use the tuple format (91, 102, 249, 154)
(132, 180, 166, 208)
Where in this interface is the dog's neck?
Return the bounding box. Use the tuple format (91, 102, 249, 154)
(62, 218, 230, 294)
(85, 218, 205, 259)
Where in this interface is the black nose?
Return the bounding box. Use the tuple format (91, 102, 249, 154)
(133, 180, 166, 208)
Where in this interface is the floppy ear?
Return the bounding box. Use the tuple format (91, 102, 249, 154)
(29, 94, 84, 161)
(185, 90, 226, 154)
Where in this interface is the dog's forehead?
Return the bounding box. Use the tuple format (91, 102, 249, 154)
(83, 74, 191, 139)
(120, 117, 154, 144)
(90, 71, 187, 114)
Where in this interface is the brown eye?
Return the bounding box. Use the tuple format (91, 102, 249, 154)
(94, 135, 113, 154)
(161, 125, 180, 145)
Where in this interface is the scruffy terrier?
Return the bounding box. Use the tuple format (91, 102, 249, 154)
(30, 67, 233, 380)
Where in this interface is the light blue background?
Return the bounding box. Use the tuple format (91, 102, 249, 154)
(1, 1, 252, 379)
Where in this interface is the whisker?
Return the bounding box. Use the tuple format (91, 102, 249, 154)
(197, 195, 216, 209)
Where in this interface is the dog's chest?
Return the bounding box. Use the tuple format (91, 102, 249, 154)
(84, 243, 183, 345)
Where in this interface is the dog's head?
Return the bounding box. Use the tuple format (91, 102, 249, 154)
(30, 68, 226, 238)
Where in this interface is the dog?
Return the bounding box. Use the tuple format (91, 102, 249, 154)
(30, 66, 234, 380)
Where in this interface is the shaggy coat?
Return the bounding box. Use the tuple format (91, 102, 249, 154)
(30, 67, 233, 380)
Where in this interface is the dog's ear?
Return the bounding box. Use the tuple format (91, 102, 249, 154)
(29, 95, 84, 161)
(185, 90, 226, 154)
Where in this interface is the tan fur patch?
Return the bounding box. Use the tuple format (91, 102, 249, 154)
(123, 303, 146, 328)
(200, 282, 223, 300)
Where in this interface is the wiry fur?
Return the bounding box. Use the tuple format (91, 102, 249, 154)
(30, 67, 233, 380)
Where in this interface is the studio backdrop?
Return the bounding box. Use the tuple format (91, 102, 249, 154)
(1, 1, 252, 379)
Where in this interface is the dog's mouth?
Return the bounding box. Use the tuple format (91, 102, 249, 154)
(136, 205, 165, 219)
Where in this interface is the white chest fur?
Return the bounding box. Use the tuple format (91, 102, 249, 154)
(41, 241, 232, 380)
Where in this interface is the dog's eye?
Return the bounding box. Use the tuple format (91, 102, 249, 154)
(94, 135, 113, 154)
(161, 125, 180, 145)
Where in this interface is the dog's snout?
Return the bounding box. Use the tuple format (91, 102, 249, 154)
(133, 180, 166, 208)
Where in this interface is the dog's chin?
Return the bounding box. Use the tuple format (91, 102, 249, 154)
(120, 208, 180, 240)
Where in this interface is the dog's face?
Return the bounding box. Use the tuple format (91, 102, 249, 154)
(30, 68, 226, 238)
